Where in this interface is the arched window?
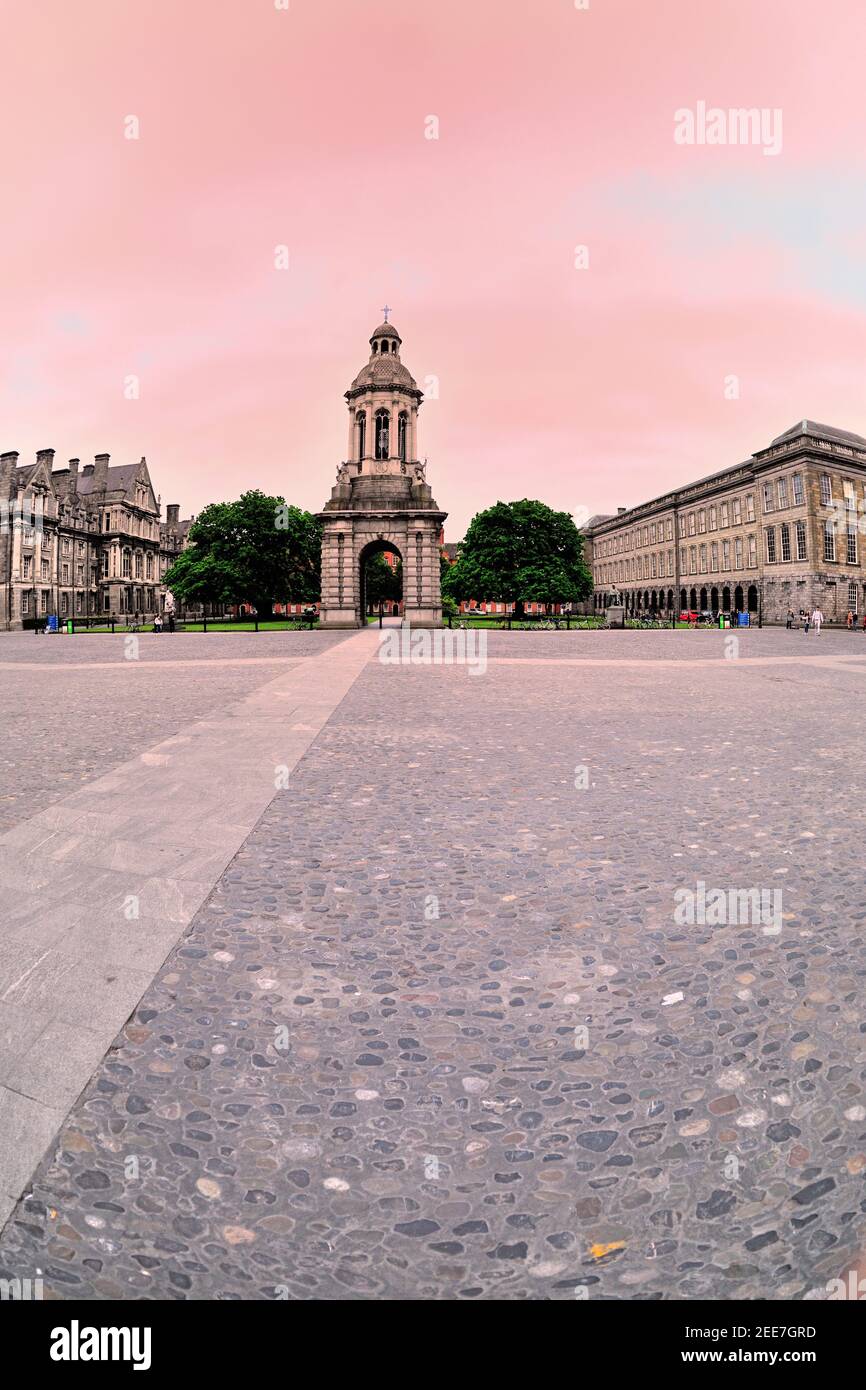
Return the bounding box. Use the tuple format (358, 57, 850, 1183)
(356, 412, 366, 460)
(374, 409, 390, 459)
(398, 412, 408, 461)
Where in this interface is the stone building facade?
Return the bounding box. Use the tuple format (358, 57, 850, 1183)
(585, 421, 866, 623)
(317, 318, 446, 627)
(0, 447, 188, 629)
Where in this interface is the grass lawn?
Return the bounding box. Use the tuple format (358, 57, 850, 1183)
(70, 620, 312, 634)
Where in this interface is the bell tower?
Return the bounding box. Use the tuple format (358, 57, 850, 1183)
(317, 314, 447, 628)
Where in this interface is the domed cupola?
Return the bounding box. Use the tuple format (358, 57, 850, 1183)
(343, 313, 424, 466)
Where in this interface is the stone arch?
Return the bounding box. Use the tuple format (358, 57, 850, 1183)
(357, 537, 403, 623)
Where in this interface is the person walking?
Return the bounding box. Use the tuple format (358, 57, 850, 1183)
(847, 609, 854, 631)
(803, 610, 810, 634)
(786, 608, 794, 630)
(811, 606, 824, 634)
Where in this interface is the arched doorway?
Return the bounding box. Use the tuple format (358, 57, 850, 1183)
(689, 587, 697, 610)
(734, 585, 744, 612)
(747, 584, 758, 614)
(722, 586, 731, 612)
(679, 588, 687, 611)
(357, 539, 403, 623)
(667, 589, 674, 612)
(710, 586, 719, 614)
(699, 587, 708, 611)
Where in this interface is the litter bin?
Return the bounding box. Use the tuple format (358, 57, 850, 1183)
(65, 620, 73, 634)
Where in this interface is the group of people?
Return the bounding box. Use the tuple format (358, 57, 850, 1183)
(784, 607, 861, 633)
(152, 611, 175, 633)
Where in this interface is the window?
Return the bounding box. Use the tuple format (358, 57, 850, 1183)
(22, 555, 32, 579)
(146, 553, 153, 578)
(21, 592, 30, 614)
(61, 593, 68, 615)
(732, 498, 742, 525)
(651, 553, 657, 577)
(680, 547, 687, 572)
(710, 542, 718, 571)
(698, 510, 706, 534)
(780, 523, 791, 561)
(76, 564, 84, 584)
(735, 537, 743, 568)
(748, 535, 757, 567)
(722, 539, 731, 569)
(847, 525, 858, 565)
(820, 474, 832, 505)
(667, 549, 674, 573)
(356, 412, 366, 459)
(792, 473, 804, 505)
(650, 523, 656, 543)
(666, 519, 673, 540)
(135, 552, 143, 578)
(720, 502, 729, 527)
(849, 582, 858, 609)
(101, 552, 109, 576)
(41, 558, 49, 580)
(689, 546, 697, 573)
(62, 563, 69, 583)
(688, 513, 696, 536)
(765, 528, 776, 563)
(824, 520, 836, 562)
(40, 591, 48, 614)
(796, 520, 807, 560)
(709, 506, 717, 530)
(398, 412, 408, 461)
(374, 408, 389, 459)
(746, 493, 755, 522)
(122, 549, 131, 577)
(762, 483, 774, 512)
(699, 544, 707, 572)
(777, 478, 789, 508)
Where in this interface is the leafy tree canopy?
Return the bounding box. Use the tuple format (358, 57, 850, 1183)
(364, 551, 402, 607)
(164, 490, 321, 614)
(442, 499, 591, 608)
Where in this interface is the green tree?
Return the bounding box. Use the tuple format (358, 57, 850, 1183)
(442, 499, 591, 618)
(364, 552, 402, 610)
(164, 491, 321, 616)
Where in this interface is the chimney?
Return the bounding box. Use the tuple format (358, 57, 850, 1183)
(94, 453, 110, 492)
(68, 457, 79, 491)
(0, 452, 19, 500)
(36, 448, 55, 476)
(166, 503, 180, 526)
(81, 462, 94, 476)
(617, 506, 626, 514)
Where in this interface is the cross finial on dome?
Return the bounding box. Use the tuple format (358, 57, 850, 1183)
(381, 304, 391, 323)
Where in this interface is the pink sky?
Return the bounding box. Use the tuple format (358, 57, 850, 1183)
(2, 0, 866, 538)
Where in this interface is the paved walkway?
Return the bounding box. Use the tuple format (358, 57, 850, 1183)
(0, 627, 864, 1299)
(0, 627, 373, 1231)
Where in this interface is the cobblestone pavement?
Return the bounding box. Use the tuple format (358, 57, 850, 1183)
(0, 631, 348, 834)
(1, 629, 865, 1300)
